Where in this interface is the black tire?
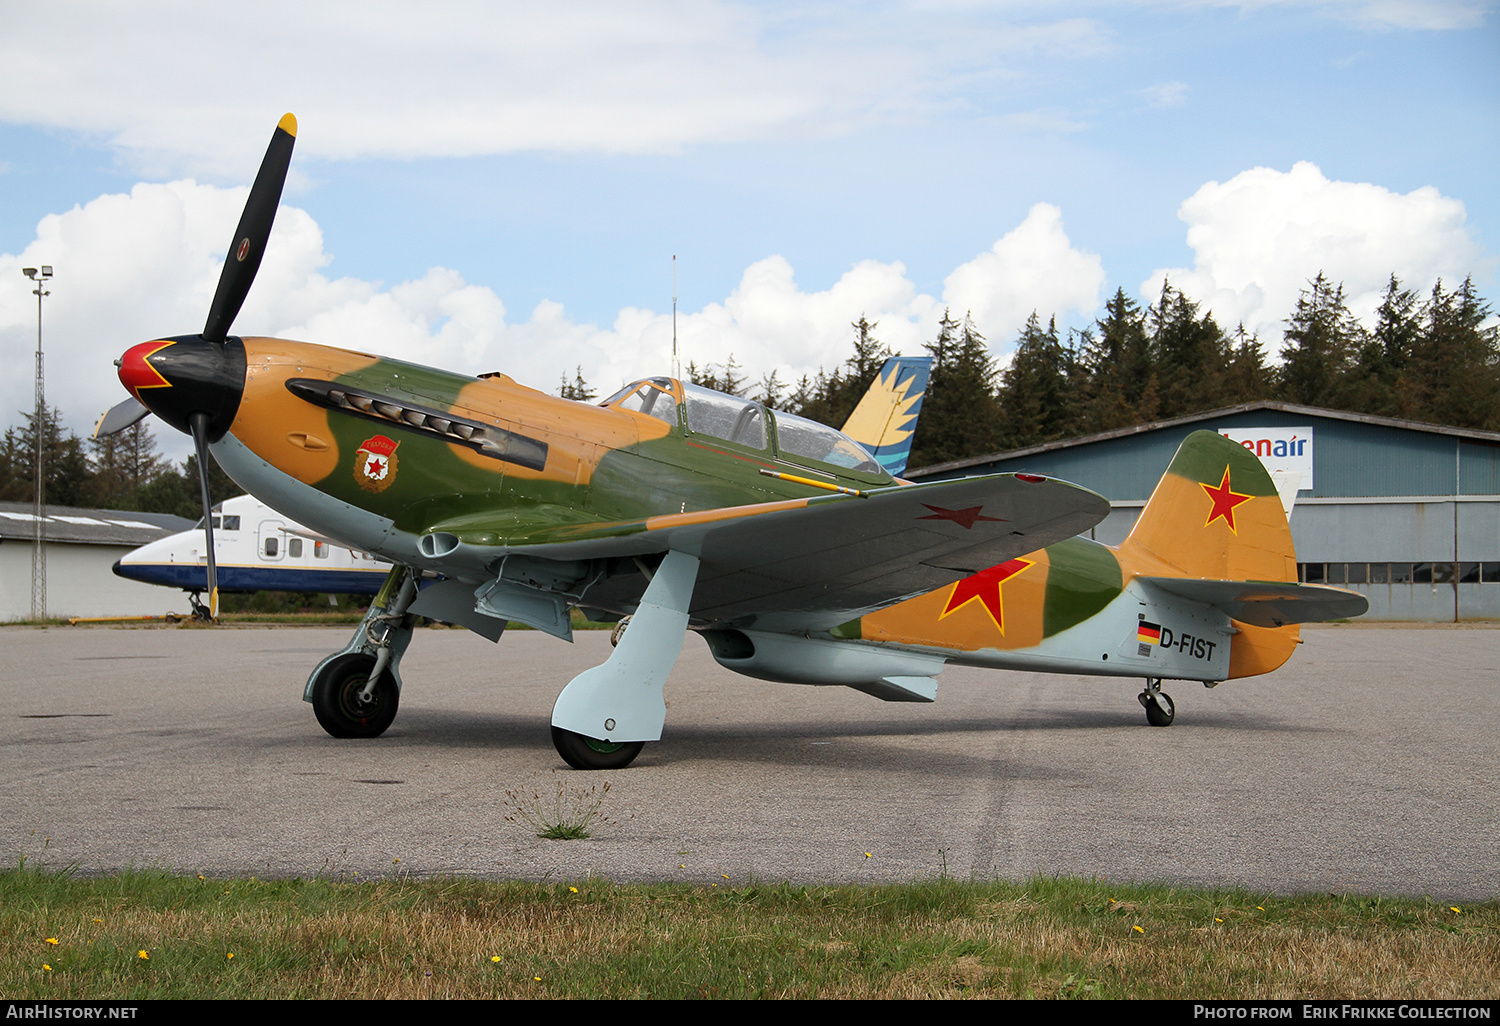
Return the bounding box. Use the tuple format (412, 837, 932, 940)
(1144, 690, 1175, 727)
(551, 726, 644, 770)
(311, 652, 399, 738)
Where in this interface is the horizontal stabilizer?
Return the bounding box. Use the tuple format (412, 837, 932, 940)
(1140, 577, 1368, 627)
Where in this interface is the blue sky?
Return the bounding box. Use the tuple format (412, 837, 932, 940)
(1, 1, 1495, 459)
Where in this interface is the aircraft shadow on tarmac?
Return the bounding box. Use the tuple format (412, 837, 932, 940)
(327, 702, 1335, 777)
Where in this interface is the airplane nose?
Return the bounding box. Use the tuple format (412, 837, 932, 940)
(118, 335, 247, 441)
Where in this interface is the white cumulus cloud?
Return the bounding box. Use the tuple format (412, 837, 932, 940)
(1142, 162, 1486, 351)
(0, 181, 1107, 461)
(943, 203, 1106, 352)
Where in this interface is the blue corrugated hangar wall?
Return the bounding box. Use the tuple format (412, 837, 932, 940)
(907, 402, 1500, 621)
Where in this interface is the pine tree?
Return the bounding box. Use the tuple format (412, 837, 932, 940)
(1276, 273, 1362, 409)
(1345, 276, 1418, 417)
(755, 369, 786, 410)
(556, 366, 596, 402)
(1402, 277, 1500, 429)
(1076, 288, 1153, 432)
(1148, 280, 1233, 417)
(910, 311, 1002, 467)
(995, 313, 1076, 448)
(1222, 325, 1271, 405)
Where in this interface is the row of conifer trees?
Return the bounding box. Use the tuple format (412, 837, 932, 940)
(1, 272, 1493, 515)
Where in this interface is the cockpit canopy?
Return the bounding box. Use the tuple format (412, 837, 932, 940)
(602, 377, 887, 479)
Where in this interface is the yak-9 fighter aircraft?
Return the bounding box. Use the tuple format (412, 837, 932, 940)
(98, 115, 1365, 769)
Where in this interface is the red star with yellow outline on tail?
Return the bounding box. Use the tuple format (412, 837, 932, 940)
(1200, 467, 1253, 533)
(938, 557, 1033, 634)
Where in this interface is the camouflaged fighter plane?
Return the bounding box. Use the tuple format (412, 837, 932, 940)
(97, 114, 1367, 769)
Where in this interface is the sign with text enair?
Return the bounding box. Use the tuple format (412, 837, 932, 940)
(1219, 426, 1314, 490)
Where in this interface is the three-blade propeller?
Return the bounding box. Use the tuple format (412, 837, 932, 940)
(97, 113, 298, 619)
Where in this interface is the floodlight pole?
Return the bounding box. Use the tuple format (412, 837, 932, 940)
(22, 265, 52, 621)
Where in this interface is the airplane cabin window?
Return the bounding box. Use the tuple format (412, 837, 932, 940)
(683, 384, 767, 449)
(222, 516, 241, 531)
(314, 541, 329, 559)
(264, 537, 278, 558)
(288, 538, 303, 558)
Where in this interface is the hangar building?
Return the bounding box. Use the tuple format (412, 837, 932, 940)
(0, 502, 194, 621)
(907, 402, 1500, 621)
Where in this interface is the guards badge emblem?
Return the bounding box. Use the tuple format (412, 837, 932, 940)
(354, 435, 399, 492)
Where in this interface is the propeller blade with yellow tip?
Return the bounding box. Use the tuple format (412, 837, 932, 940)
(202, 112, 297, 346)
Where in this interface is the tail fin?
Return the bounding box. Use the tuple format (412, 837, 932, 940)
(840, 355, 931, 478)
(1119, 429, 1296, 583)
(1121, 430, 1367, 679)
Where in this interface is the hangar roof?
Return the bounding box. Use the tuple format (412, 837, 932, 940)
(908, 402, 1500, 500)
(0, 502, 193, 546)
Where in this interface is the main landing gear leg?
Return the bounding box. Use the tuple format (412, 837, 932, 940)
(305, 565, 419, 739)
(550, 550, 700, 770)
(1137, 678, 1175, 727)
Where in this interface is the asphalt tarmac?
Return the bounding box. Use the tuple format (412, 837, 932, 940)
(3, 623, 1496, 899)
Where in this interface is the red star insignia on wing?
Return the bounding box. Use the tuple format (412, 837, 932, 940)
(938, 557, 1033, 634)
(1200, 467, 1253, 533)
(918, 504, 1005, 530)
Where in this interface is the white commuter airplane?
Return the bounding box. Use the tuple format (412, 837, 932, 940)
(115, 494, 391, 614)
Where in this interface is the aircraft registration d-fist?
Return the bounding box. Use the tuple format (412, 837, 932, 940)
(99, 115, 1366, 769)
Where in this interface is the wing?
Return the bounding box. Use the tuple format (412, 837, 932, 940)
(419, 473, 1109, 631)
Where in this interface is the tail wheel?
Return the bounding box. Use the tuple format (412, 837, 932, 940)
(1138, 684, 1175, 727)
(311, 652, 399, 738)
(551, 727, 644, 770)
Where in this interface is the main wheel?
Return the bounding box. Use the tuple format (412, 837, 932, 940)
(1143, 689, 1175, 727)
(311, 652, 399, 738)
(551, 726, 644, 770)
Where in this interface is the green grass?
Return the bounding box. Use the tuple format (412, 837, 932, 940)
(3, 869, 1494, 999)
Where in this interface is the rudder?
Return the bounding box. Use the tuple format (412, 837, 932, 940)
(840, 355, 931, 478)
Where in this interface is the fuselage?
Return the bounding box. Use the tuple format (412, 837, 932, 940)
(122, 333, 1302, 689)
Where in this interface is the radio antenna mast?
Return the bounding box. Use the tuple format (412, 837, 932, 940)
(672, 255, 680, 382)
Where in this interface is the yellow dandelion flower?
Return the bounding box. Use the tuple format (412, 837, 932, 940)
(1132, 926, 1144, 935)
(722, 874, 729, 879)
(864, 852, 872, 858)
(1215, 917, 1223, 923)
(1256, 906, 1265, 911)
(491, 956, 502, 963)
(393, 858, 400, 863)
(569, 886, 578, 893)
(92, 919, 101, 924)
(45, 938, 58, 946)
(197, 875, 204, 880)
(138, 950, 149, 960)
(226, 953, 234, 960)
(1450, 906, 1462, 914)
(534, 976, 542, 982)
(43, 964, 52, 971)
